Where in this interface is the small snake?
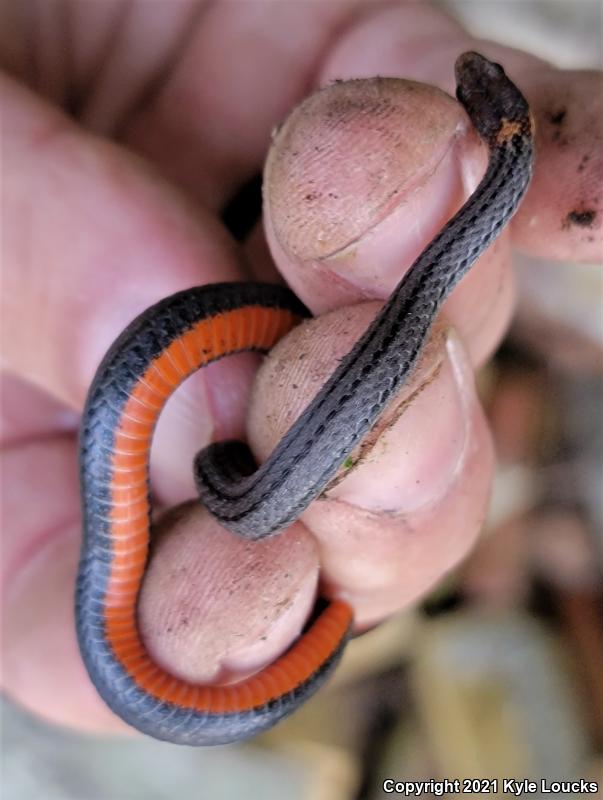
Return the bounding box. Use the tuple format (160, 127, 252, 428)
(77, 52, 534, 745)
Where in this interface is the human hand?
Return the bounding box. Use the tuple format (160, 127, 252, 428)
(2, 1, 600, 734)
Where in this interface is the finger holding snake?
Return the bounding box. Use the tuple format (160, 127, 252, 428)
(74, 52, 534, 743)
(2, 1, 600, 738)
(134, 70, 500, 695)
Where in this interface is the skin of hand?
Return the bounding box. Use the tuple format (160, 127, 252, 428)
(1, 2, 601, 733)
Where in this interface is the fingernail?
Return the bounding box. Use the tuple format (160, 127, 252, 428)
(328, 328, 476, 514)
(264, 77, 486, 304)
(324, 140, 478, 297)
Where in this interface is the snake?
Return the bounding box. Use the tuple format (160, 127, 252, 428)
(76, 52, 534, 745)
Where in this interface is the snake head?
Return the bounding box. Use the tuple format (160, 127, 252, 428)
(455, 51, 532, 146)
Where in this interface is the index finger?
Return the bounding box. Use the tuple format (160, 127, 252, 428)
(117, 2, 600, 265)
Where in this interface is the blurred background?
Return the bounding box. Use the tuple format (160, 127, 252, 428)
(2, 1, 602, 798)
